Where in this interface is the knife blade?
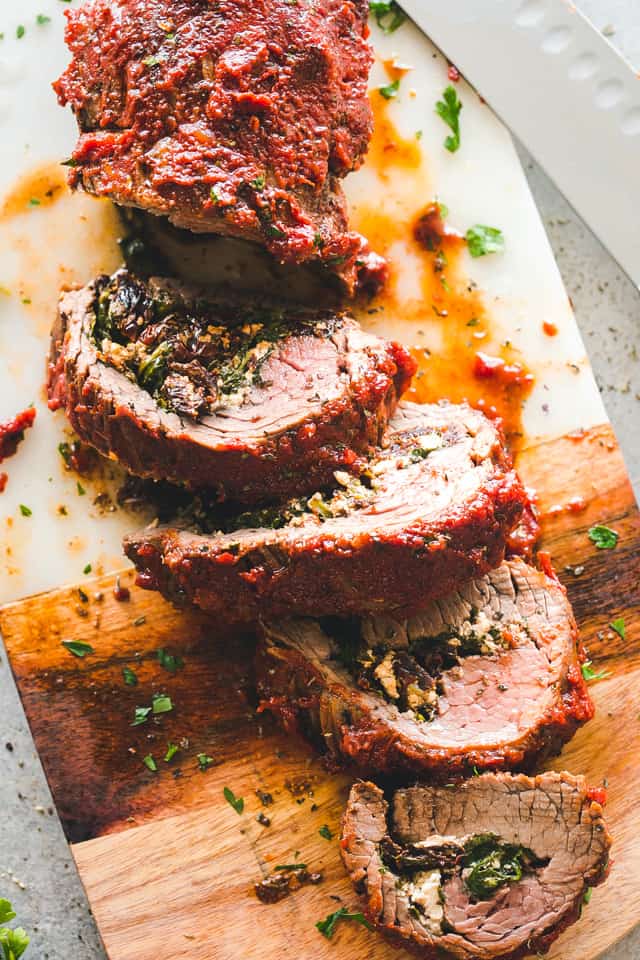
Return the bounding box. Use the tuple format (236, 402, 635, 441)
(399, 0, 640, 288)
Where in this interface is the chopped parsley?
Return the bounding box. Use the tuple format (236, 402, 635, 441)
(319, 824, 334, 841)
(16, 25, 25, 39)
(61, 640, 94, 658)
(0, 903, 15, 926)
(18, 505, 32, 517)
(581, 660, 611, 683)
(151, 693, 173, 715)
(36, 14, 51, 25)
(436, 85, 462, 152)
(251, 175, 265, 190)
(164, 742, 179, 762)
(28, 198, 40, 207)
(77, 481, 86, 496)
(610, 617, 626, 639)
(369, 0, 406, 33)
(588, 525, 619, 550)
(223, 785, 244, 813)
(583, 887, 593, 905)
(316, 907, 372, 939)
(466, 225, 505, 257)
(157, 648, 184, 674)
(143, 754, 157, 773)
(131, 706, 152, 726)
(122, 666, 138, 686)
(83, 563, 92, 575)
(198, 753, 215, 771)
(275, 863, 307, 871)
(378, 78, 400, 100)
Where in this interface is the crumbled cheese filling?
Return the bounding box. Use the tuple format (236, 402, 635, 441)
(401, 869, 444, 933)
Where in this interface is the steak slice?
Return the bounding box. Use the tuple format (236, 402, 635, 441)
(53, 0, 384, 294)
(341, 774, 611, 960)
(257, 559, 594, 776)
(124, 402, 526, 621)
(48, 270, 414, 504)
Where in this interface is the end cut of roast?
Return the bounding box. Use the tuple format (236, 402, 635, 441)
(341, 773, 611, 960)
(124, 402, 526, 621)
(48, 270, 415, 504)
(53, 0, 384, 294)
(257, 558, 594, 776)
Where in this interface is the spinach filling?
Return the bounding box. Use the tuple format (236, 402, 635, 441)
(329, 606, 515, 723)
(381, 832, 546, 913)
(90, 273, 333, 420)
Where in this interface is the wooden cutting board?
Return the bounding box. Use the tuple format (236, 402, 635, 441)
(2, 421, 639, 960)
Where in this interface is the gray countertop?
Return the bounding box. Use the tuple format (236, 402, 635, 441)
(1, 1, 638, 958)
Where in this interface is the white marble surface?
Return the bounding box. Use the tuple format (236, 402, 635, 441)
(0, 2, 638, 959)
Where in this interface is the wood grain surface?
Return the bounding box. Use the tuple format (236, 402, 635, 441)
(2, 422, 639, 960)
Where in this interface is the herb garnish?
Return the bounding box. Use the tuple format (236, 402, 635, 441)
(152, 693, 173, 715)
(369, 1, 405, 33)
(36, 14, 51, 25)
(319, 824, 334, 841)
(436, 85, 462, 152)
(583, 887, 593, 905)
(122, 666, 138, 686)
(198, 753, 214, 771)
(316, 907, 372, 939)
(61, 640, 94, 658)
(251, 175, 265, 190)
(143, 754, 157, 773)
(164, 742, 179, 762)
(0, 898, 30, 960)
(588, 525, 619, 550)
(83, 563, 92, 575)
(16, 25, 26, 39)
(19, 505, 32, 517)
(223, 785, 244, 813)
(77, 481, 86, 496)
(378, 78, 400, 100)
(157, 648, 184, 674)
(610, 618, 626, 639)
(466, 225, 505, 258)
(581, 661, 611, 683)
(132, 706, 152, 726)
(275, 863, 307, 871)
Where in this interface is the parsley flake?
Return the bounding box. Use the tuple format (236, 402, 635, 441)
(583, 887, 593, 905)
(319, 824, 334, 840)
(223, 785, 244, 813)
(588, 525, 619, 550)
(581, 660, 611, 683)
(132, 706, 152, 726)
(83, 563, 92, 575)
(251, 175, 265, 190)
(77, 481, 86, 495)
(152, 693, 173, 715)
(122, 666, 138, 686)
(378, 78, 400, 100)
(466, 225, 505, 257)
(164, 742, 179, 762)
(610, 617, 626, 639)
(436, 85, 462, 152)
(275, 863, 307, 871)
(157, 648, 184, 674)
(16, 25, 26, 39)
(316, 907, 372, 939)
(0, 902, 16, 926)
(369, 0, 406, 33)
(198, 753, 214, 771)
(19, 504, 32, 517)
(36, 14, 51, 25)
(143, 754, 157, 772)
(61, 640, 94, 658)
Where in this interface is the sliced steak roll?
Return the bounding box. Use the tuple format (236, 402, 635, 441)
(257, 559, 593, 775)
(48, 270, 415, 504)
(341, 774, 611, 960)
(53, 0, 384, 294)
(124, 402, 526, 621)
